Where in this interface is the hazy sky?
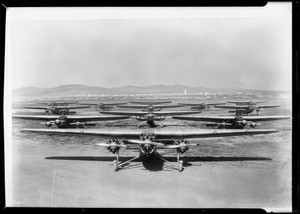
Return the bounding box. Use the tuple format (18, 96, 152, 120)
(6, 4, 292, 91)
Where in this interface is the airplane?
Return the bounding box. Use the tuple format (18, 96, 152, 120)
(35, 101, 79, 106)
(172, 115, 291, 129)
(177, 102, 227, 110)
(213, 104, 281, 115)
(117, 104, 186, 112)
(21, 127, 278, 172)
(129, 100, 172, 105)
(79, 102, 127, 110)
(13, 115, 130, 128)
(99, 109, 201, 128)
(23, 105, 91, 115)
(227, 101, 266, 105)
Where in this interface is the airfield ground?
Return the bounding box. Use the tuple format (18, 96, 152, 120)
(6, 98, 292, 211)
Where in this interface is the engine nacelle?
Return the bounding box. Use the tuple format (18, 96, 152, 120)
(106, 139, 121, 154)
(153, 116, 165, 121)
(45, 121, 52, 127)
(136, 116, 147, 121)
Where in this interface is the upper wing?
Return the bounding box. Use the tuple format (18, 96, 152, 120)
(12, 115, 130, 121)
(36, 101, 78, 105)
(173, 115, 291, 122)
(214, 105, 247, 109)
(256, 105, 280, 109)
(172, 115, 235, 122)
(117, 105, 150, 109)
(24, 106, 48, 110)
(67, 115, 130, 122)
(21, 128, 278, 141)
(154, 110, 201, 116)
(103, 102, 128, 106)
(178, 102, 226, 106)
(227, 101, 266, 104)
(117, 104, 185, 109)
(79, 102, 127, 106)
(241, 115, 290, 121)
(99, 110, 147, 116)
(129, 100, 172, 104)
(13, 115, 60, 121)
(55, 105, 91, 110)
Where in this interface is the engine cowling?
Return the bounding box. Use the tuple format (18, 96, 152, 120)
(106, 139, 121, 154)
(153, 116, 165, 121)
(175, 138, 189, 154)
(136, 116, 147, 121)
(46, 121, 52, 127)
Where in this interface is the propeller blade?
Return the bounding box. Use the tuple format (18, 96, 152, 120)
(96, 143, 128, 148)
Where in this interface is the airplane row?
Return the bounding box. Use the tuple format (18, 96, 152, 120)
(15, 99, 288, 129)
(15, 99, 290, 172)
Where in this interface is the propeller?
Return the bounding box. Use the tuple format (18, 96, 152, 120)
(40, 121, 55, 127)
(97, 138, 127, 154)
(166, 138, 198, 154)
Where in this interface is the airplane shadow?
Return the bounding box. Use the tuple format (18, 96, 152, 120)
(45, 156, 272, 172)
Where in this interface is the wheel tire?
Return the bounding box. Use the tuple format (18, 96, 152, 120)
(178, 162, 183, 172)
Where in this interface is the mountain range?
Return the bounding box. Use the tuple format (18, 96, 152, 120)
(12, 84, 289, 97)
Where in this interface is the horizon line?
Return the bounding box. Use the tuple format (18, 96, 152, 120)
(12, 84, 291, 92)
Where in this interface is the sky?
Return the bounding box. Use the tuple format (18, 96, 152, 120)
(6, 3, 292, 91)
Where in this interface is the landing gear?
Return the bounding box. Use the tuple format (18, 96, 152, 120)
(112, 151, 140, 172)
(156, 151, 183, 172)
(113, 160, 118, 172)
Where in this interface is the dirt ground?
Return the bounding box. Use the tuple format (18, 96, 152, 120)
(6, 98, 292, 211)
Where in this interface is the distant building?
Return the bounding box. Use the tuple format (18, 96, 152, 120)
(184, 89, 187, 95)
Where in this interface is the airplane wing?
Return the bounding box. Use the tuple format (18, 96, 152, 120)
(256, 105, 281, 109)
(172, 115, 236, 122)
(129, 100, 172, 104)
(227, 101, 266, 104)
(21, 128, 278, 141)
(240, 115, 290, 121)
(36, 101, 78, 105)
(54, 105, 91, 110)
(13, 115, 62, 120)
(99, 111, 148, 116)
(117, 104, 185, 109)
(99, 110, 200, 117)
(214, 105, 247, 109)
(12, 115, 130, 121)
(24, 106, 48, 110)
(172, 115, 291, 122)
(153, 110, 201, 116)
(178, 102, 226, 106)
(80, 102, 127, 106)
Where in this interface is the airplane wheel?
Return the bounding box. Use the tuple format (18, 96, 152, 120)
(113, 160, 118, 172)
